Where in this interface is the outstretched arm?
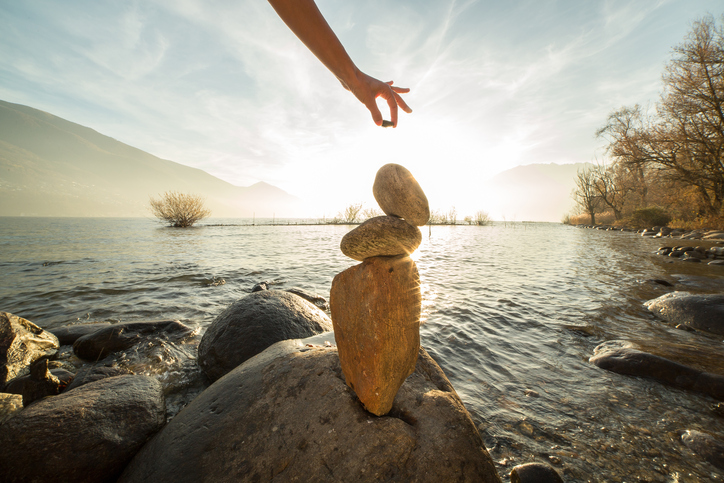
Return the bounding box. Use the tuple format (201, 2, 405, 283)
(267, 0, 412, 127)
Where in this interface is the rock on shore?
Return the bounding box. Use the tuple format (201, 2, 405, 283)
(119, 339, 501, 483)
(1, 312, 59, 386)
(0, 375, 165, 483)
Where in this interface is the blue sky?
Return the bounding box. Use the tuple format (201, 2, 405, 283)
(1, 1, 722, 216)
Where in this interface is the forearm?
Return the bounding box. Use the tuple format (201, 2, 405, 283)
(267, 0, 359, 87)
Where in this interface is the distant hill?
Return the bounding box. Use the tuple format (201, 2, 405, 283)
(0, 100, 302, 217)
(481, 162, 594, 222)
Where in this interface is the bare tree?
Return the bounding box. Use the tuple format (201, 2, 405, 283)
(591, 162, 633, 221)
(447, 207, 457, 225)
(361, 206, 384, 220)
(150, 192, 211, 227)
(572, 167, 601, 224)
(338, 202, 364, 223)
(597, 16, 724, 217)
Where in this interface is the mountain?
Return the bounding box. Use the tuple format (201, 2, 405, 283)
(0, 100, 302, 217)
(481, 162, 594, 222)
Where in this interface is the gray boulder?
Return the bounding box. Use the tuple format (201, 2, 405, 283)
(644, 292, 724, 335)
(73, 320, 195, 361)
(49, 322, 112, 346)
(120, 340, 501, 483)
(590, 342, 724, 400)
(0, 375, 165, 483)
(0, 312, 59, 386)
(198, 290, 333, 381)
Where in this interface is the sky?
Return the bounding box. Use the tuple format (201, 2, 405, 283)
(1, 0, 722, 217)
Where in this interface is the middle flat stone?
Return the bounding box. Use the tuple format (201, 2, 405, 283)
(340, 216, 422, 261)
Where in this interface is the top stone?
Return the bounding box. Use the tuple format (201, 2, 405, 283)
(373, 164, 430, 226)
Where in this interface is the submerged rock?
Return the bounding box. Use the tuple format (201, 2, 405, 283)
(65, 364, 133, 392)
(644, 292, 724, 335)
(49, 322, 112, 346)
(198, 290, 333, 381)
(590, 342, 724, 400)
(510, 462, 564, 483)
(340, 216, 422, 261)
(73, 320, 195, 361)
(0, 375, 165, 483)
(680, 430, 724, 470)
(285, 286, 329, 311)
(0, 312, 59, 386)
(372, 163, 430, 226)
(119, 339, 501, 483)
(331, 255, 421, 416)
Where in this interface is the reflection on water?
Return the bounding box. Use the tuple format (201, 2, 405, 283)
(2, 218, 724, 481)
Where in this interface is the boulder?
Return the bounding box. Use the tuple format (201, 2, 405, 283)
(340, 216, 422, 261)
(3, 358, 71, 405)
(510, 463, 564, 483)
(330, 255, 421, 416)
(73, 320, 195, 361)
(644, 292, 724, 335)
(65, 364, 132, 392)
(0, 312, 59, 386)
(0, 393, 22, 425)
(680, 430, 724, 470)
(198, 290, 333, 381)
(49, 322, 112, 346)
(0, 375, 165, 483)
(372, 164, 430, 226)
(119, 340, 501, 483)
(590, 343, 724, 400)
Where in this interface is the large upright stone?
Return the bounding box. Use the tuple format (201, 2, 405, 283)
(0, 312, 59, 386)
(330, 255, 421, 416)
(340, 215, 422, 261)
(373, 164, 430, 226)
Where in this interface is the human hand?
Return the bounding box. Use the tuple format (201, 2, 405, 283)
(342, 71, 412, 128)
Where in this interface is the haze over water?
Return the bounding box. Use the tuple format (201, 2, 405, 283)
(2, 217, 724, 481)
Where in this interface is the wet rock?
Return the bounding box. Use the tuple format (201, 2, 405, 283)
(119, 339, 501, 483)
(510, 462, 563, 483)
(0, 393, 22, 424)
(340, 216, 422, 261)
(198, 290, 333, 381)
(65, 364, 133, 392)
(0, 375, 165, 483)
(0, 312, 59, 386)
(709, 260, 724, 266)
(590, 343, 724, 400)
(681, 256, 701, 263)
(372, 164, 430, 226)
(73, 319, 195, 361)
(3, 358, 71, 405)
(285, 286, 329, 311)
(644, 292, 724, 335)
(331, 255, 421, 416)
(251, 281, 269, 292)
(712, 402, 724, 418)
(680, 430, 724, 470)
(49, 322, 112, 346)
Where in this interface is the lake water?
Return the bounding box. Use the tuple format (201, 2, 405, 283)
(2, 217, 724, 482)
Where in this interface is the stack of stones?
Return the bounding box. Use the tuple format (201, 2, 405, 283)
(330, 163, 430, 416)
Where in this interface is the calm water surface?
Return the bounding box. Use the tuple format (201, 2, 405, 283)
(2, 217, 724, 482)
